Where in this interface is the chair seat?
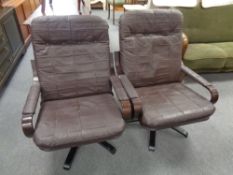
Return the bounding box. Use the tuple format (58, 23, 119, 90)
(137, 83, 215, 129)
(33, 94, 125, 150)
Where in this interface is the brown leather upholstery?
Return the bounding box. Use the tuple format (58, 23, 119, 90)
(118, 10, 218, 128)
(31, 15, 111, 101)
(34, 94, 125, 150)
(22, 15, 129, 151)
(137, 83, 215, 129)
(119, 9, 183, 87)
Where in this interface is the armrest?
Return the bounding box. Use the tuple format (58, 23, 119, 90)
(181, 64, 219, 104)
(110, 76, 132, 120)
(182, 33, 189, 59)
(118, 75, 142, 119)
(112, 51, 122, 75)
(22, 81, 41, 137)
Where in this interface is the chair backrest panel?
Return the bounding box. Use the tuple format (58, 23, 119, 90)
(119, 10, 183, 87)
(31, 16, 111, 100)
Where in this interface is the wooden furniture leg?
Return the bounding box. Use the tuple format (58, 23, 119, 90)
(40, 0, 46, 15)
(77, 0, 81, 14)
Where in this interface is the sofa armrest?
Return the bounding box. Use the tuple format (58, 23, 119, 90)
(22, 81, 41, 137)
(181, 64, 219, 104)
(110, 76, 132, 120)
(182, 33, 189, 59)
(118, 75, 142, 119)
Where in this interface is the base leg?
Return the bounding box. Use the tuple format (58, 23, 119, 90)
(149, 130, 156, 152)
(107, 4, 110, 19)
(63, 147, 78, 170)
(99, 141, 116, 154)
(41, 0, 46, 15)
(113, 4, 115, 24)
(78, 0, 82, 15)
(172, 127, 188, 138)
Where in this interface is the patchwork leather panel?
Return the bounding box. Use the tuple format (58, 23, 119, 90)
(137, 83, 215, 129)
(33, 94, 125, 150)
(31, 15, 111, 100)
(120, 9, 182, 39)
(34, 42, 111, 100)
(31, 15, 109, 44)
(119, 10, 183, 87)
(121, 33, 182, 87)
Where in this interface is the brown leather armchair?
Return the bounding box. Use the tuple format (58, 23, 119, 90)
(22, 15, 131, 170)
(117, 10, 219, 151)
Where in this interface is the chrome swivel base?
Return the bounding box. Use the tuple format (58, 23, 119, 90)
(99, 141, 117, 154)
(148, 130, 156, 152)
(63, 141, 116, 170)
(172, 127, 189, 138)
(63, 147, 78, 170)
(148, 127, 189, 152)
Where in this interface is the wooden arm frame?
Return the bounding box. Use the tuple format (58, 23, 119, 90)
(22, 80, 40, 137)
(118, 75, 142, 120)
(112, 51, 142, 120)
(181, 64, 219, 104)
(181, 33, 218, 104)
(110, 76, 132, 120)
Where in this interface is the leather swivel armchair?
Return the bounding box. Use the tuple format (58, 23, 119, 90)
(22, 15, 131, 170)
(117, 10, 219, 151)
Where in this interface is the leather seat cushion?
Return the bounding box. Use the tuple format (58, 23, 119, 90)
(137, 83, 215, 129)
(33, 94, 125, 150)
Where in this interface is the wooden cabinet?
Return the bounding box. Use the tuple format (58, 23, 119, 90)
(0, 7, 25, 90)
(1, 0, 40, 46)
(15, 4, 30, 42)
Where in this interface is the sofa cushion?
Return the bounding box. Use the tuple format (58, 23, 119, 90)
(213, 42, 233, 70)
(184, 42, 233, 72)
(212, 42, 233, 58)
(184, 43, 226, 71)
(178, 4, 233, 43)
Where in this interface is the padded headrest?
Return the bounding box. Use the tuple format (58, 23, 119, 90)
(119, 9, 183, 39)
(31, 15, 109, 44)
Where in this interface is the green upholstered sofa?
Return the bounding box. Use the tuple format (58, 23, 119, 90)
(178, 4, 233, 72)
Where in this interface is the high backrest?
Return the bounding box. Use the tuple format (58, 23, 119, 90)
(119, 10, 183, 87)
(31, 15, 111, 100)
(178, 4, 233, 43)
